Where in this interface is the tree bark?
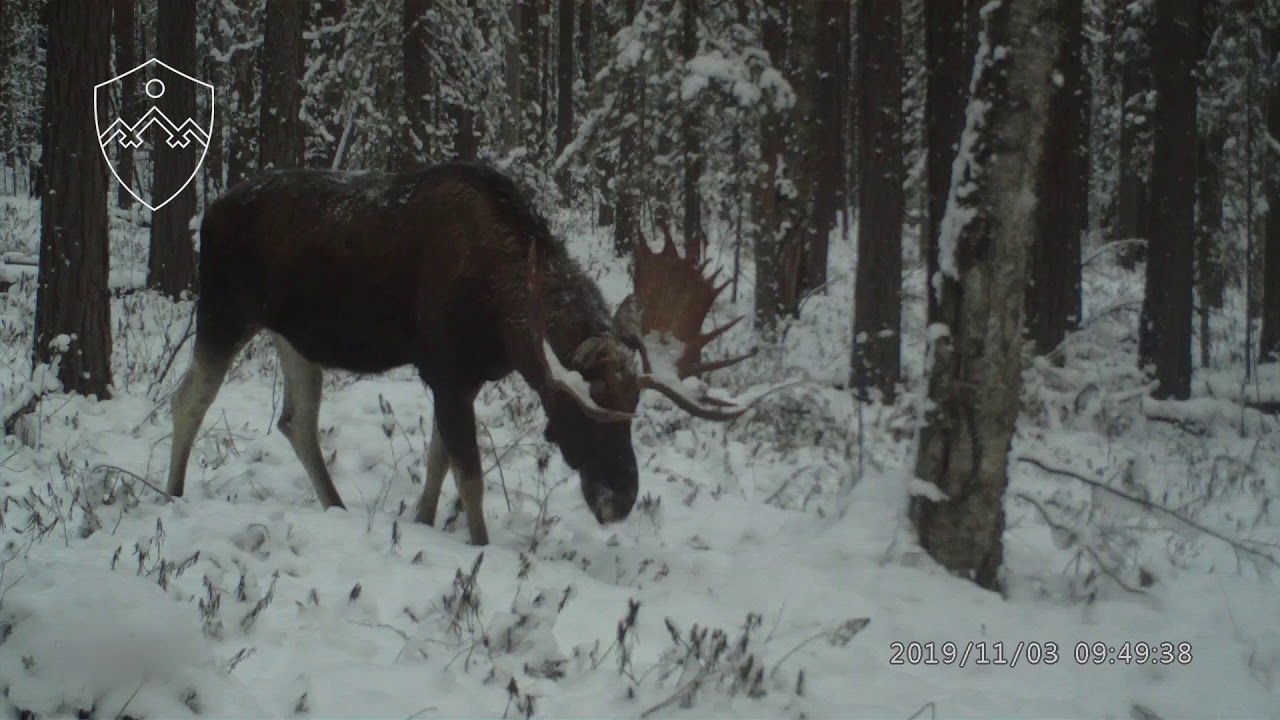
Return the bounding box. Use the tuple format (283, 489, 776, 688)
(680, 0, 703, 263)
(924, 0, 973, 325)
(34, 0, 114, 398)
(852, 0, 902, 401)
(112, 0, 136, 210)
(1138, 0, 1196, 399)
(1027, 0, 1087, 355)
(806, 0, 841, 293)
(578, 0, 592, 84)
(1261, 27, 1280, 361)
(225, 0, 257, 186)
(1112, 3, 1152, 267)
(1195, 0, 1224, 367)
(148, 0, 199, 298)
(912, 0, 1061, 590)
(752, 0, 792, 330)
(260, 0, 305, 170)
(555, 0, 574, 195)
(521, 0, 542, 157)
(401, 0, 434, 169)
(504, 2, 523, 152)
(611, 0, 640, 258)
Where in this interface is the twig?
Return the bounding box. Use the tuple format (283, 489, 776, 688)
(639, 662, 714, 719)
(1014, 492, 1143, 594)
(114, 677, 147, 720)
(1015, 454, 1280, 567)
(147, 311, 196, 395)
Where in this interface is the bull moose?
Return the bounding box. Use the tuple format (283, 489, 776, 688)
(166, 162, 787, 545)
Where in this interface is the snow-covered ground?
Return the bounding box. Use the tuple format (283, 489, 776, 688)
(1, 192, 1278, 718)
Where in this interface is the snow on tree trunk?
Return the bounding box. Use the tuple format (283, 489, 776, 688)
(912, 0, 1061, 591)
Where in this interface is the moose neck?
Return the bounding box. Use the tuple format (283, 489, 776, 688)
(512, 248, 614, 398)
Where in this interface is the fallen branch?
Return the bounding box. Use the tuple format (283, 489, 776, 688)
(1015, 453, 1280, 568)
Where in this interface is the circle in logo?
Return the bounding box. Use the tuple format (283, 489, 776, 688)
(146, 78, 165, 99)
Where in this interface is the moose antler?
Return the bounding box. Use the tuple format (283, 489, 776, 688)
(626, 222, 794, 421)
(527, 245, 635, 423)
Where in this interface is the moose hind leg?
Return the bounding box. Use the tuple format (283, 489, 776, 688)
(271, 333, 345, 510)
(431, 388, 488, 546)
(167, 340, 236, 498)
(414, 420, 451, 526)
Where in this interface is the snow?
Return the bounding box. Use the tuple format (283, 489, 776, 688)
(0, 193, 1277, 718)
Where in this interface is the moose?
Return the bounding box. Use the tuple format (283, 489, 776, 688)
(165, 162, 784, 545)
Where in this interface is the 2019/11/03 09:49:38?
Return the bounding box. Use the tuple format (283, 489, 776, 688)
(888, 640, 1194, 667)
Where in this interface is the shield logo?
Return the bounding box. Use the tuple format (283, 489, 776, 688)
(94, 58, 215, 212)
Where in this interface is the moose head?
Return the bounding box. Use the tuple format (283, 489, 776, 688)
(529, 222, 778, 526)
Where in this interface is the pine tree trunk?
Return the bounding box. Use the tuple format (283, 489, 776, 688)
(924, 0, 973, 325)
(1027, 0, 1087, 355)
(1260, 27, 1280, 362)
(521, 0, 541, 158)
(1112, 5, 1152, 267)
(1195, 0, 1224, 367)
(611, 0, 640, 258)
(260, 0, 305, 170)
(680, 0, 703, 263)
(504, 3, 523, 152)
(807, 0, 841, 292)
(852, 0, 902, 401)
(225, 0, 257, 186)
(112, 0, 136, 210)
(912, 0, 1061, 590)
(401, 0, 434, 168)
(555, 0, 574, 196)
(148, 0, 199, 298)
(1138, 0, 1196, 400)
(34, 0, 114, 398)
(753, 0, 790, 330)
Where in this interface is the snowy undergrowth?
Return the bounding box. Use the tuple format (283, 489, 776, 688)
(0, 199, 1277, 718)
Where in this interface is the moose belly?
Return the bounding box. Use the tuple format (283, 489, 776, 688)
(264, 290, 421, 374)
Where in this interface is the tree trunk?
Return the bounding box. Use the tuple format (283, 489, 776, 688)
(449, 0, 479, 162)
(260, 0, 305, 170)
(555, 0, 574, 195)
(504, 2, 523, 152)
(807, 0, 841, 293)
(753, 0, 791, 330)
(34, 0, 114, 398)
(1112, 4, 1152, 267)
(225, 0, 257, 186)
(912, 0, 1061, 590)
(1138, 0, 1196, 400)
(112, 0, 136, 210)
(1195, 0, 1224, 367)
(680, 0, 703, 263)
(401, 0, 434, 169)
(923, 0, 973, 325)
(521, 0, 541, 157)
(852, 0, 902, 401)
(1027, 0, 1087, 355)
(148, 0, 199, 298)
(578, 0, 592, 84)
(611, 0, 640, 258)
(1261, 27, 1280, 362)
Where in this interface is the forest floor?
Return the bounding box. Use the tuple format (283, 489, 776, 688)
(1, 193, 1278, 718)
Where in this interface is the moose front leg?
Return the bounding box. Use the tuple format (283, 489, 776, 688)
(427, 387, 488, 546)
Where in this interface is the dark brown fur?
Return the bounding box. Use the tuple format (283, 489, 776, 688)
(168, 162, 640, 544)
